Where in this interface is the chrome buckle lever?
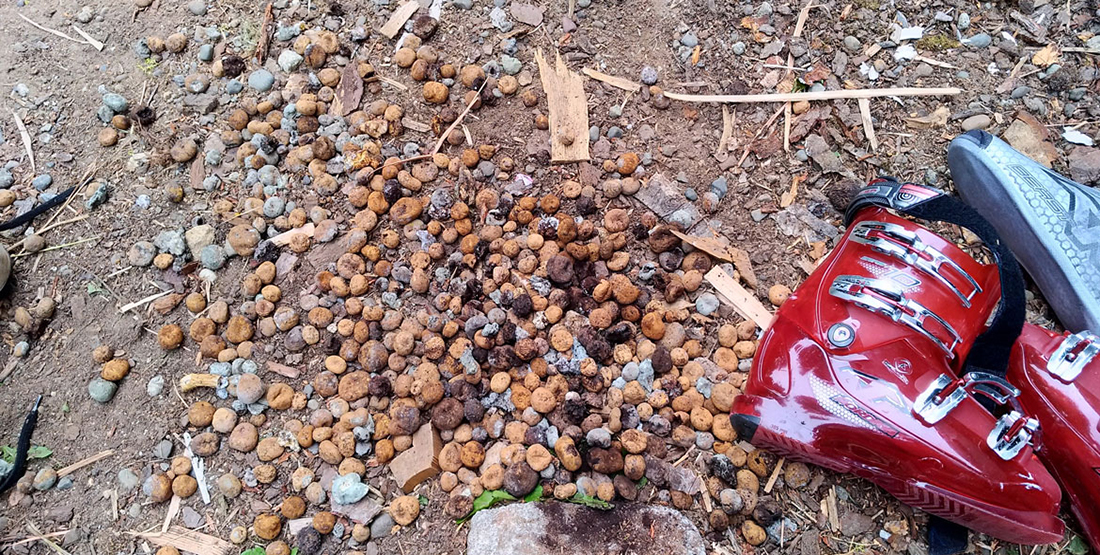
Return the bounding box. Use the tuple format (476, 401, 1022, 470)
(1048, 331, 1099, 382)
(987, 411, 1040, 461)
(913, 374, 965, 424)
(851, 221, 982, 307)
(830, 275, 962, 356)
(914, 372, 1040, 459)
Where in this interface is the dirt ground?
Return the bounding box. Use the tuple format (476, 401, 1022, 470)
(0, 0, 1095, 553)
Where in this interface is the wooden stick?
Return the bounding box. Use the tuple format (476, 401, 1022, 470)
(3, 531, 67, 548)
(57, 449, 114, 477)
(18, 14, 91, 47)
(1063, 47, 1100, 54)
(70, 25, 104, 50)
(581, 68, 639, 92)
(857, 98, 878, 151)
(254, 2, 274, 64)
(664, 86, 962, 104)
(25, 521, 71, 555)
(10, 110, 35, 173)
(118, 290, 172, 313)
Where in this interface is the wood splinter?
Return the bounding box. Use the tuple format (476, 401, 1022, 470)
(179, 373, 220, 393)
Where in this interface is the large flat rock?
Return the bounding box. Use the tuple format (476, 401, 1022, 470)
(467, 502, 705, 555)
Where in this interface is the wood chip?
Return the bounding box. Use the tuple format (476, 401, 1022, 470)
(266, 360, 300, 379)
(664, 87, 962, 104)
(827, 487, 840, 532)
(857, 98, 878, 151)
(269, 222, 315, 247)
(670, 229, 758, 289)
(179, 373, 220, 393)
(764, 457, 785, 493)
(535, 49, 590, 163)
(780, 174, 802, 208)
(331, 63, 363, 117)
(581, 67, 640, 92)
(189, 157, 204, 191)
(380, 2, 420, 39)
(135, 526, 233, 555)
(389, 423, 443, 493)
(705, 266, 774, 330)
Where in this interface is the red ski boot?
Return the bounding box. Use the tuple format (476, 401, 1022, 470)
(731, 179, 1064, 544)
(1009, 326, 1100, 549)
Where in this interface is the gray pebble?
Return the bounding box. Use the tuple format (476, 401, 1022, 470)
(960, 114, 990, 131)
(0, 170, 13, 189)
(452, 0, 472, 9)
(248, 69, 275, 92)
(198, 44, 214, 62)
(641, 66, 658, 85)
(958, 13, 971, 30)
(843, 35, 861, 52)
(226, 79, 244, 94)
(13, 341, 30, 358)
(153, 439, 173, 459)
(32, 174, 53, 191)
(586, 427, 612, 448)
(966, 33, 991, 48)
(710, 176, 728, 198)
(278, 50, 304, 73)
(500, 55, 522, 75)
(695, 293, 720, 315)
(128, 241, 157, 266)
(187, 0, 206, 14)
(732, 41, 746, 55)
(370, 513, 396, 538)
(85, 182, 109, 209)
(263, 196, 286, 217)
(589, 125, 600, 142)
(1011, 86, 1031, 99)
(118, 468, 140, 491)
(88, 377, 118, 404)
(684, 188, 697, 201)
(607, 126, 623, 139)
(147, 375, 165, 396)
(680, 32, 698, 48)
(103, 93, 129, 113)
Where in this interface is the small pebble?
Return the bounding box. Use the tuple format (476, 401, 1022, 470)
(248, 70, 275, 92)
(640, 66, 658, 85)
(33, 468, 58, 491)
(88, 377, 118, 403)
(187, 0, 206, 15)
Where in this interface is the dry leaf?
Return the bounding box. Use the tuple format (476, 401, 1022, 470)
(153, 293, 184, 314)
(780, 174, 803, 208)
(331, 63, 363, 117)
(1031, 44, 1060, 67)
(904, 105, 950, 129)
(800, 63, 832, 84)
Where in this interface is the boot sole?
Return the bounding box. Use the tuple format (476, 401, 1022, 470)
(948, 130, 1100, 333)
(733, 394, 1065, 545)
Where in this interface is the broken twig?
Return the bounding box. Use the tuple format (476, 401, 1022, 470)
(57, 449, 115, 477)
(664, 87, 962, 104)
(581, 68, 640, 92)
(10, 110, 35, 173)
(18, 14, 95, 49)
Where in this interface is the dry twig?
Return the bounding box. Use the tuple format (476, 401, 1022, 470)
(666, 87, 962, 103)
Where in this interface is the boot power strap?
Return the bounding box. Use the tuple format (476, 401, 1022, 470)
(845, 179, 1027, 381)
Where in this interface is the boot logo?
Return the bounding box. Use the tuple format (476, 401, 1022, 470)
(811, 376, 901, 438)
(883, 359, 912, 384)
